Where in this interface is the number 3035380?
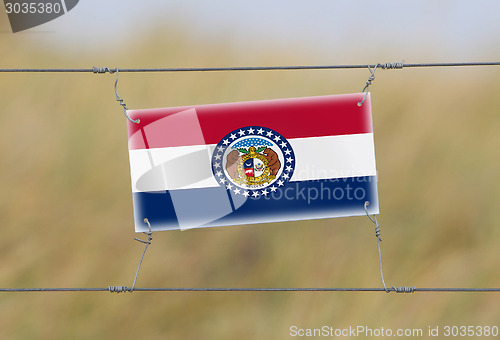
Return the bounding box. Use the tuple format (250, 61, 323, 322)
(5, 2, 61, 14)
(443, 325, 499, 337)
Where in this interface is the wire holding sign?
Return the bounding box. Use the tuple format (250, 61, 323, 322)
(93, 67, 139, 123)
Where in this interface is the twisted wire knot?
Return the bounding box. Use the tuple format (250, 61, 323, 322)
(364, 201, 382, 242)
(391, 286, 416, 293)
(92, 67, 116, 74)
(380, 61, 404, 69)
(362, 73, 376, 92)
(357, 64, 378, 106)
(357, 61, 404, 106)
(374, 222, 382, 242)
(108, 286, 129, 293)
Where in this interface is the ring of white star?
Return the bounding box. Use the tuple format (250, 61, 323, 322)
(212, 127, 295, 196)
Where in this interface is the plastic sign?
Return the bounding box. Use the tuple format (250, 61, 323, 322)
(127, 93, 379, 232)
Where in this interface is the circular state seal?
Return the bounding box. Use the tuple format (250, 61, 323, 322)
(211, 126, 296, 198)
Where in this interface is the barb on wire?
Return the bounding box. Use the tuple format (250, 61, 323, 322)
(108, 286, 128, 294)
(92, 67, 114, 74)
(379, 61, 404, 70)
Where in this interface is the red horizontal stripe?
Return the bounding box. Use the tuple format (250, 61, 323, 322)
(128, 93, 372, 150)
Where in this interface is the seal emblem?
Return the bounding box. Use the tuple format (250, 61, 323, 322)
(211, 126, 295, 197)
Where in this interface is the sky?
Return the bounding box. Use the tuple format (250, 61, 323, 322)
(0, 0, 500, 64)
(2, 0, 500, 62)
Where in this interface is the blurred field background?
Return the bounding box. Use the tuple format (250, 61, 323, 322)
(1, 2, 500, 339)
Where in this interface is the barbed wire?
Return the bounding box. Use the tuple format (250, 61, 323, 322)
(0, 61, 499, 73)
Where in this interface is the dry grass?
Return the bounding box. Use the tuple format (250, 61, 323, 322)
(0, 18, 499, 339)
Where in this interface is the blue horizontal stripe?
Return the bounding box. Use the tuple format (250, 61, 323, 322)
(132, 176, 378, 232)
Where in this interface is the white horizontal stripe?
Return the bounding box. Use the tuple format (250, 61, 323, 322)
(289, 134, 377, 181)
(128, 133, 376, 193)
(128, 144, 217, 192)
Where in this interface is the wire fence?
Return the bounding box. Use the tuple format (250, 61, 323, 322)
(0, 60, 499, 294)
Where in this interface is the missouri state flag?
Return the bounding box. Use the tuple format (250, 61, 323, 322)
(127, 93, 379, 232)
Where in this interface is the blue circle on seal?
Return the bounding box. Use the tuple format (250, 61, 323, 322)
(211, 126, 296, 198)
